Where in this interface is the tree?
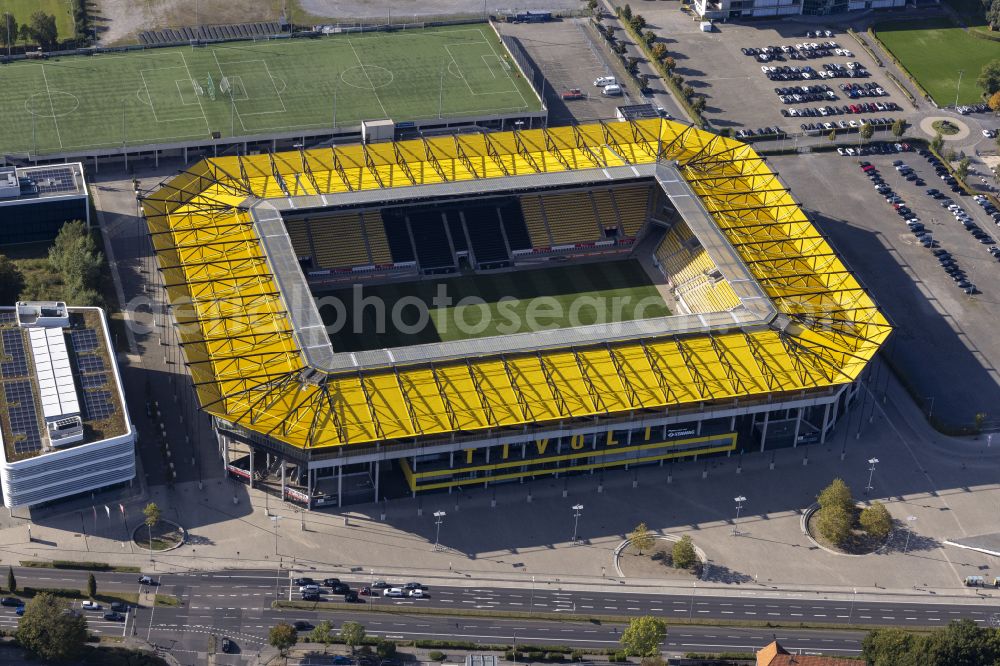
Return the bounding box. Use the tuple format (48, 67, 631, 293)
(619, 616, 667, 657)
(638, 74, 649, 91)
(0, 13, 17, 48)
(652, 42, 668, 61)
(924, 618, 1000, 665)
(643, 30, 656, 47)
(828, 130, 837, 142)
(931, 132, 944, 153)
(27, 12, 58, 50)
(816, 504, 852, 546)
(682, 85, 695, 100)
(978, 59, 1000, 96)
(859, 122, 874, 143)
(630, 14, 647, 32)
(269, 622, 298, 656)
(630, 522, 655, 555)
(691, 97, 706, 114)
(862, 627, 917, 666)
(311, 620, 334, 653)
(587, 0, 598, 9)
(891, 118, 907, 138)
(17, 24, 32, 45)
(143, 502, 161, 548)
(989, 0, 1000, 29)
(0, 255, 24, 304)
(662, 56, 676, 74)
(671, 535, 696, 569)
(376, 639, 397, 658)
(340, 620, 366, 653)
(48, 220, 103, 306)
(990, 90, 1000, 112)
(956, 156, 971, 182)
(621, 4, 633, 21)
(859, 502, 892, 540)
(86, 572, 97, 599)
(817, 478, 854, 513)
(14, 592, 88, 661)
(7, 566, 15, 594)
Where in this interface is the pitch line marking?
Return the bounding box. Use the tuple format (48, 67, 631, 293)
(179, 51, 213, 136)
(39, 64, 63, 149)
(345, 35, 389, 119)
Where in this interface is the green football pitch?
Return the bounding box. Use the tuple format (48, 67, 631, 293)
(876, 18, 1000, 107)
(0, 24, 540, 156)
(316, 260, 671, 352)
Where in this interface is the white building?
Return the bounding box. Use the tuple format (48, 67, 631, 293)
(0, 303, 134, 509)
(693, 0, 904, 19)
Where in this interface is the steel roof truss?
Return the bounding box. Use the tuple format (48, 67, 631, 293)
(361, 143, 386, 189)
(329, 147, 355, 191)
(466, 360, 498, 425)
(392, 141, 417, 185)
(607, 344, 639, 408)
(675, 337, 710, 399)
(513, 129, 542, 173)
(742, 332, 778, 392)
(572, 348, 606, 413)
(453, 135, 480, 178)
(542, 127, 573, 171)
(421, 136, 449, 182)
(709, 334, 748, 395)
(500, 355, 534, 421)
(639, 339, 675, 404)
(358, 372, 386, 440)
(430, 364, 459, 430)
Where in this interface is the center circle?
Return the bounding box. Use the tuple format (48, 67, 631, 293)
(24, 91, 80, 118)
(340, 65, 394, 90)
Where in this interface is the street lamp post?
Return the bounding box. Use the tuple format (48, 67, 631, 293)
(270, 515, 282, 556)
(571, 504, 584, 543)
(733, 495, 747, 536)
(433, 510, 446, 551)
(865, 458, 879, 495)
(904, 515, 917, 554)
(849, 587, 857, 623)
(529, 575, 535, 610)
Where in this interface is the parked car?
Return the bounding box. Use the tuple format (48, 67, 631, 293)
(104, 611, 126, 622)
(81, 601, 102, 611)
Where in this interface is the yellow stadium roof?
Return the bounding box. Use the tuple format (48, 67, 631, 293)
(143, 119, 891, 451)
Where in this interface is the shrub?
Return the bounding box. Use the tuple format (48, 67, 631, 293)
(859, 502, 892, 540)
(428, 651, 446, 661)
(672, 536, 697, 569)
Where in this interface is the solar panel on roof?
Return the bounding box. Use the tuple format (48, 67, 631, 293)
(76, 355, 105, 373)
(82, 390, 115, 421)
(4, 380, 42, 455)
(70, 329, 99, 352)
(0, 312, 16, 326)
(79, 373, 107, 389)
(25, 166, 77, 195)
(1, 329, 28, 378)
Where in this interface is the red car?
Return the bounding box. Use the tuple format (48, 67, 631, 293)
(359, 586, 373, 596)
(561, 88, 585, 100)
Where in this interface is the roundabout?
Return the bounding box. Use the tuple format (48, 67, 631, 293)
(920, 115, 971, 141)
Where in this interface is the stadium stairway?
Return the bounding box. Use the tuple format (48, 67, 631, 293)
(409, 211, 456, 271)
(518, 195, 553, 247)
(611, 185, 652, 238)
(362, 211, 393, 265)
(463, 204, 511, 266)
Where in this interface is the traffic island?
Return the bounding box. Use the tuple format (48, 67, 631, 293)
(803, 503, 891, 557)
(614, 535, 706, 579)
(132, 520, 185, 552)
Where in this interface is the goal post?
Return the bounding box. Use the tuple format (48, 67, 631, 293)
(206, 72, 216, 101)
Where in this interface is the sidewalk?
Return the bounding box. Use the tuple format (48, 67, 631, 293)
(1, 358, 998, 609)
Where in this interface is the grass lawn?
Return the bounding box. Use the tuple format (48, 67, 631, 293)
(317, 260, 670, 352)
(0, 23, 539, 156)
(0, 0, 75, 45)
(876, 17, 1000, 106)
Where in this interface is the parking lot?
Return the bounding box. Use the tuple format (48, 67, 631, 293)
(771, 150, 1000, 426)
(616, 6, 912, 134)
(499, 18, 632, 125)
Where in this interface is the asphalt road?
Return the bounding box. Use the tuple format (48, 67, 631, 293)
(5, 565, 997, 663)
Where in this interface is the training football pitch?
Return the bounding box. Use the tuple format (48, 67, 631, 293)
(0, 24, 540, 156)
(316, 260, 671, 352)
(876, 18, 1000, 107)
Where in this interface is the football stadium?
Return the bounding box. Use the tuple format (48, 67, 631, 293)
(142, 118, 891, 507)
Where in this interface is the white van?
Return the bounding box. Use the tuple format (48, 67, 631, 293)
(593, 76, 616, 87)
(601, 84, 623, 97)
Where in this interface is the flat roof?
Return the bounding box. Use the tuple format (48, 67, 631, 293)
(143, 119, 891, 451)
(0, 308, 127, 461)
(0, 163, 88, 202)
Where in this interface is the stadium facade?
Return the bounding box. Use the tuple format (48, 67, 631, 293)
(143, 118, 890, 507)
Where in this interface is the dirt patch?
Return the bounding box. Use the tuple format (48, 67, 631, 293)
(617, 543, 700, 580)
(806, 506, 889, 556)
(94, 0, 286, 45)
(133, 520, 184, 551)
